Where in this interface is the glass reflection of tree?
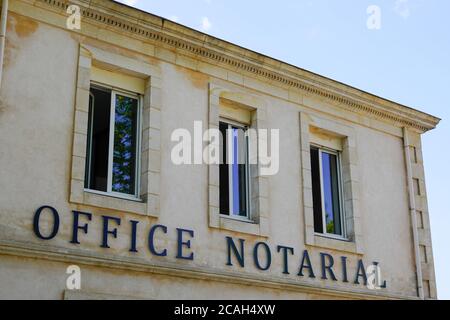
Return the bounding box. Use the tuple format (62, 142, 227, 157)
(326, 212, 335, 234)
(322, 152, 337, 235)
(112, 95, 137, 195)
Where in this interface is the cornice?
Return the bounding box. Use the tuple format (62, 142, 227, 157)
(27, 0, 440, 132)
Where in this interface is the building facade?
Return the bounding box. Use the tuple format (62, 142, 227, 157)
(0, 0, 440, 299)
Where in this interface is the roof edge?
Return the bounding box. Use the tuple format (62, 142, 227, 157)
(32, 0, 442, 132)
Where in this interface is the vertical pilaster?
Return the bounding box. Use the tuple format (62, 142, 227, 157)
(404, 127, 437, 299)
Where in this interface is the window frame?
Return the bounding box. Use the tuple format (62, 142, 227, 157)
(300, 113, 363, 253)
(85, 82, 143, 201)
(219, 118, 252, 221)
(311, 144, 347, 240)
(70, 45, 162, 217)
(208, 84, 270, 237)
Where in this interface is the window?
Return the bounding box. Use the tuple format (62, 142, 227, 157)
(70, 49, 162, 217)
(310, 146, 344, 237)
(85, 84, 140, 198)
(301, 116, 362, 253)
(208, 85, 270, 236)
(219, 120, 250, 218)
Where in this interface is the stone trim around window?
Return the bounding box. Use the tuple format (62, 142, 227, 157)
(208, 83, 270, 237)
(69, 44, 162, 217)
(299, 112, 364, 254)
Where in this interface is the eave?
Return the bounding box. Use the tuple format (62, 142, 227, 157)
(21, 0, 441, 133)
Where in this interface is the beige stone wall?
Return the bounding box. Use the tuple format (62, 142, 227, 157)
(0, 0, 437, 300)
(2, 254, 358, 300)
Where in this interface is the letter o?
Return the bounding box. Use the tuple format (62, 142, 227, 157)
(253, 242, 271, 271)
(33, 206, 60, 240)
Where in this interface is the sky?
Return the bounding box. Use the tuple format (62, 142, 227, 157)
(115, 0, 450, 299)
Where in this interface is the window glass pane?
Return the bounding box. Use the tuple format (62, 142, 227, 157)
(112, 94, 138, 195)
(238, 133, 249, 217)
(232, 127, 247, 217)
(310, 147, 323, 233)
(321, 152, 341, 235)
(219, 122, 248, 218)
(219, 122, 229, 215)
(85, 87, 111, 192)
(85, 93, 93, 189)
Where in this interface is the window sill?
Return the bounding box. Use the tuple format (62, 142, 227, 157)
(219, 214, 254, 224)
(70, 187, 151, 216)
(84, 189, 143, 203)
(209, 213, 269, 237)
(310, 234, 361, 255)
(314, 232, 349, 242)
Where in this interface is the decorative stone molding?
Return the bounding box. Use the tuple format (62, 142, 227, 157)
(27, 0, 440, 133)
(69, 43, 162, 216)
(300, 112, 364, 254)
(64, 289, 147, 300)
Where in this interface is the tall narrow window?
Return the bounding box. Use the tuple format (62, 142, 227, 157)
(85, 85, 140, 198)
(310, 146, 344, 237)
(219, 121, 250, 218)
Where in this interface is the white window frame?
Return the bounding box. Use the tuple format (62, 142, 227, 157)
(85, 82, 143, 201)
(313, 145, 347, 240)
(220, 118, 251, 220)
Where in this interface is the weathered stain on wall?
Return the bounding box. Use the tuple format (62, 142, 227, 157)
(12, 13, 38, 38)
(76, 35, 160, 67)
(177, 65, 210, 90)
(4, 13, 39, 68)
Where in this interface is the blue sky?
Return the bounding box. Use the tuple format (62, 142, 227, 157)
(116, 0, 450, 299)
